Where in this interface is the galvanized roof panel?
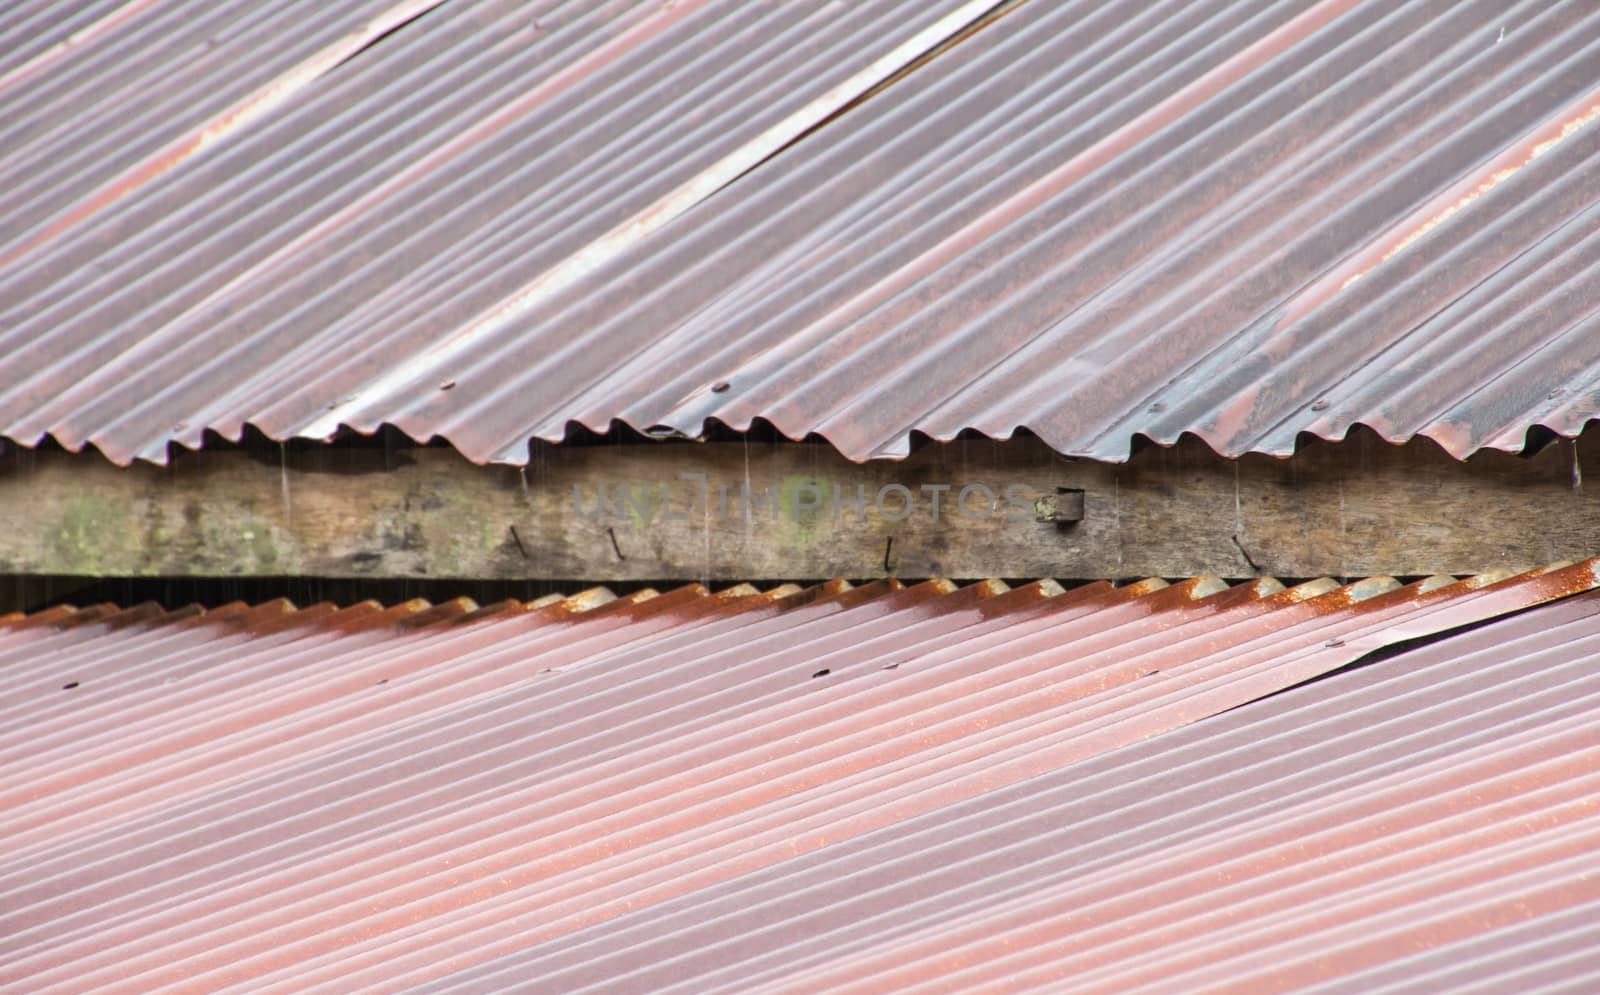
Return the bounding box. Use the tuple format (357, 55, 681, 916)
(460, 0, 1600, 463)
(1, 562, 1597, 991)
(0, 0, 446, 259)
(0, 0, 1008, 463)
(1, 1, 1598, 465)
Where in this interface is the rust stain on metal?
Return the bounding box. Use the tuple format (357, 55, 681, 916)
(1323, 83, 1600, 299)
(2, 1, 1598, 467)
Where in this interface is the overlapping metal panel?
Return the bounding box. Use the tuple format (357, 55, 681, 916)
(2, 0, 1598, 465)
(2, 561, 1597, 991)
(540, 0, 1600, 464)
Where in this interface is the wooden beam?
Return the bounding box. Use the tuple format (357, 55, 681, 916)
(1, 432, 1596, 580)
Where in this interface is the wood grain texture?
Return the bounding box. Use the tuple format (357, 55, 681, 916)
(2, 433, 1594, 580)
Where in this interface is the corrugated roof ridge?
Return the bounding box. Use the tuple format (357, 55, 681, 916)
(6, 566, 1594, 631)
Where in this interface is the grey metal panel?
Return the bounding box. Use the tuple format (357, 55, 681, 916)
(0, 0, 998, 463)
(1, 1, 1597, 465)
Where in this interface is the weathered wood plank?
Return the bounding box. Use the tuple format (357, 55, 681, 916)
(1, 433, 1595, 580)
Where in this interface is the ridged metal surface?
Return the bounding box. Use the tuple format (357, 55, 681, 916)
(1, 561, 1597, 992)
(0, 0, 136, 80)
(2, 0, 1598, 465)
(545, 0, 1600, 463)
(0, 0, 437, 257)
(472, 582, 1600, 995)
(0, 0, 1001, 464)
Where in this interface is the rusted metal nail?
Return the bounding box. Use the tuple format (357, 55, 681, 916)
(711, 381, 731, 393)
(812, 668, 830, 678)
(439, 380, 456, 391)
(1325, 637, 1345, 648)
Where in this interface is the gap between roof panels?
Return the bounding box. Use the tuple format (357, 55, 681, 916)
(770, 0, 1032, 166)
(1226, 563, 1595, 715)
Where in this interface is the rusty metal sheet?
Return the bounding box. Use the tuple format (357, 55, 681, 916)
(478, 0, 1600, 464)
(1, 562, 1597, 991)
(2, 0, 1598, 465)
(420, 580, 1600, 994)
(0, 0, 1008, 464)
(0, 0, 441, 261)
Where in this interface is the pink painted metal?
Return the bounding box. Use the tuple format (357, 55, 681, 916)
(1, 562, 1597, 991)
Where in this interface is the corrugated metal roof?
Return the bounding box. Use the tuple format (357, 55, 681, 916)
(480, 583, 1600, 995)
(1, 0, 1597, 465)
(0, 0, 1008, 464)
(0, 0, 448, 257)
(533, 0, 1600, 464)
(2, 560, 1597, 991)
